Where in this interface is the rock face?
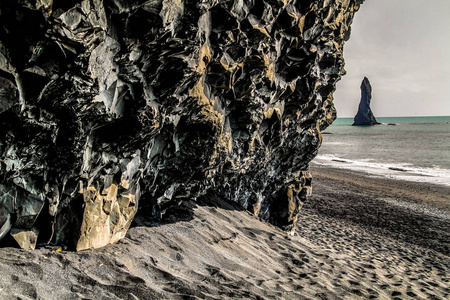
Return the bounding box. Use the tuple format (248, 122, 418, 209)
(353, 77, 378, 125)
(0, 0, 364, 250)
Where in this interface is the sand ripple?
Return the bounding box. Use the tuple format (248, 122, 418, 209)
(0, 167, 449, 299)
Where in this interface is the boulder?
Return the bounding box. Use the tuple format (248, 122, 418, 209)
(0, 0, 364, 250)
(10, 228, 39, 250)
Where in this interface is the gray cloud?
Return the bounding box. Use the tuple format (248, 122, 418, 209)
(333, 0, 450, 117)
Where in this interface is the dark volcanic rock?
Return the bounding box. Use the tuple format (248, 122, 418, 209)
(353, 77, 379, 126)
(0, 0, 364, 250)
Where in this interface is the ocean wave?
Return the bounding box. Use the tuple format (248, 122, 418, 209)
(312, 155, 450, 187)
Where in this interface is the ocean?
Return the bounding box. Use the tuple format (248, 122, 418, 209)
(313, 116, 450, 187)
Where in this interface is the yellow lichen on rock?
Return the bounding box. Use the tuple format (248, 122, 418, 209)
(194, 43, 211, 74)
(76, 182, 137, 251)
(188, 78, 223, 128)
(10, 228, 39, 250)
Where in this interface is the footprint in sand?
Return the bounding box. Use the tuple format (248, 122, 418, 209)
(391, 290, 402, 297)
(348, 280, 360, 286)
(9, 275, 38, 299)
(406, 291, 417, 297)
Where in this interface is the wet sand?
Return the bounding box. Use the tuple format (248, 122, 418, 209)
(307, 164, 450, 255)
(0, 166, 449, 299)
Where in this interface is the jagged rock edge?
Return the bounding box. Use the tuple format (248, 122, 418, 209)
(0, 0, 364, 250)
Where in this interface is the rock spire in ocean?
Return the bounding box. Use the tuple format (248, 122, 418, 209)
(353, 77, 379, 126)
(0, 0, 364, 250)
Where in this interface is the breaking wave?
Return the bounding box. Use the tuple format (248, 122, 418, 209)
(313, 154, 450, 187)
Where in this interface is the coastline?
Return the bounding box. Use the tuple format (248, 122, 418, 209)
(307, 164, 450, 255)
(316, 115, 450, 188)
(309, 163, 450, 210)
(312, 155, 450, 188)
(0, 166, 449, 299)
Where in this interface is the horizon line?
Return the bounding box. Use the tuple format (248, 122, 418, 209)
(336, 115, 450, 119)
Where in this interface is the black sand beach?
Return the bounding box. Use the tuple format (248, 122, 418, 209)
(0, 166, 449, 299)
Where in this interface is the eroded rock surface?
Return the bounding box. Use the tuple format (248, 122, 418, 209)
(353, 76, 378, 126)
(0, 0, 364, 250)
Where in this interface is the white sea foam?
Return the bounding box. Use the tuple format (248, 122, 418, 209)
(312, 154, 450, 187)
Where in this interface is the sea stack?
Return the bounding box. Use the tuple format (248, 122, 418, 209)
(353, 77, 379, 125)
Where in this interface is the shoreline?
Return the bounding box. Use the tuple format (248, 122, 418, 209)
(312, 157, 450, 188)
(309, 163, 450, 210)
(307, 164, 450, 255)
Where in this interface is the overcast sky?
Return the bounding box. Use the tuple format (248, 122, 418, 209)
(333, 0, 450, 118)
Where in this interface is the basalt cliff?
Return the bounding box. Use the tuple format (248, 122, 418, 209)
(353, 76, 378, 125)
(0, 0, 364, 250)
